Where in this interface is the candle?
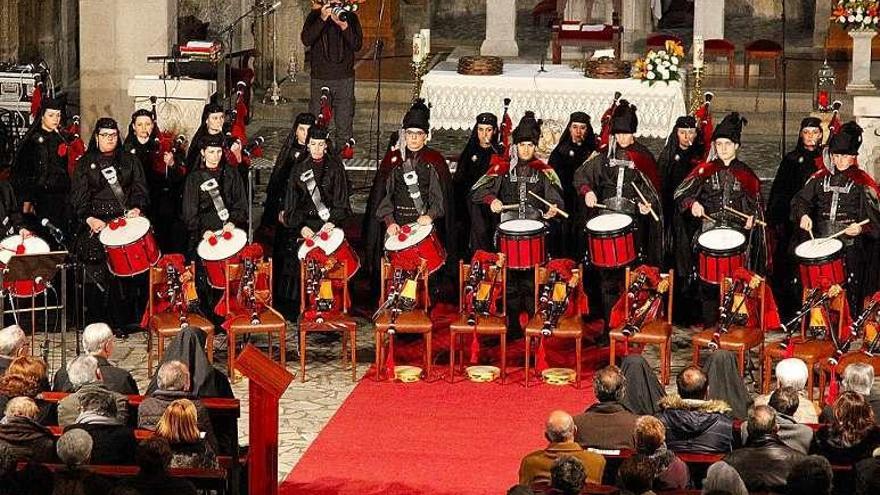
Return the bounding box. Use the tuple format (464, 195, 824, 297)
(693, 35, 704, 69)
(420, 28, 431, 55)
(412, 33, 423, 63)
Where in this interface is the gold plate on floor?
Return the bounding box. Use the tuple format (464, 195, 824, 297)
(466, 365, 500, 383)
(542, 367, 576, 385)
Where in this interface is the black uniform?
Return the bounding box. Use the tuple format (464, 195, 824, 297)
(453, 113, 501, 258)
(548, 111, 596, 259)
(186, 103, 228, 173)
(12, 123, 71, 239)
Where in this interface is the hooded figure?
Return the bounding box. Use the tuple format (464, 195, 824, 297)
(620, 354, 666, 415)
(703, 350, 753, 420)
(549, 111, 597, 259)
(453, 112, 502, 256)
(146, 327, 232, 398)
(186, 102, 232, 171)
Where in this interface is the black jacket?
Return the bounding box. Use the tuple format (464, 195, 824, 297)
(0, 416, 56, 462)
(723, 433, 806, 492)
(52, 355, 138, 394)
(283, 155, 351, 232)
(300, 10, 363, 80)
(70, 149, 149, 223)
(810, 424, 880, 466)
(64, 422, 137, 465)
(656, 395, 734, 454)
(181, 164, 247, 253)
(856, 455, 880, 495)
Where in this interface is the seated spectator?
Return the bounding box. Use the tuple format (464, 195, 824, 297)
(138, 361, 215, 445)
(52, 429, 114, 495)
(742, 386, 813, 454)
(12, 461, 54, 495)
(701, 461, 747, 495)
(633, 416, 689, 490)
(0, 397, 55, 462)
(620, 354, 666, 416)
(156, 399, 218, 469)
(120, 437, 197, 495)
(147, 327, 232, 398)
(574, 365, 638, 449)
(656, 366, 734, 454)
(550, 455, 586, 495)
(789, 455, 834, 495)
(5, 355, 50, 392)
(0, 357, 52, 424)
(811, 390, 880, 465)
(618, 455, 657, 495)
(63, 390, 136, 465)
(53, 323, 138, 394)
(754, 358, 820, 423)
(820, 362, 880, 422)
(519, 410, 605, 486)
(855, 448, 880, 495)
(704, 350, 752, 420)
(57, 355, 128, 427)
(506, 485, 535, 495)
(0, 325, 27, 375)
(723, 405, 805, 492)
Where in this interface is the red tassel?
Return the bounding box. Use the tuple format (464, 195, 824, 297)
(384, 336, 396, 379)
(15, 244, 25, 255)
(340, 144, 354, 160)
(827, 368, 839, 406)
(784, 341, 795, 359)
(469, 332, 480, 364)
(536, 337, 549, 374)
(30, 84, 42, 119)
(518, 311, 529, 330)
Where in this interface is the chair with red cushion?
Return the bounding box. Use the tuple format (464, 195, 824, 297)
(744, 39, 783, 88)
(704, 38, 736, 87)
(646, 33, 684, 51)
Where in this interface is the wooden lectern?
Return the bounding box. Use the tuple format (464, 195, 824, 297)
(235, 344, 294, 495)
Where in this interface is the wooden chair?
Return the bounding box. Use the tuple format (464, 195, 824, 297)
(449, 260, 508, 382)
(692, 275, 767, 377)
(524, 264, 585, 387)
(744, 39, 783, 88)
(373, 260, 433, 381)
(145, 261, 215, 375)
(704, 38, 736, 87)
(298, 258, 357, 383)
(646, 33, 684, 51)
(609, 268, 674, 385)
(763, 288, 845, 400)
(224, 259, 287, 380)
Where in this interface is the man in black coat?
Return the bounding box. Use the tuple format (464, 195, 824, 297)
(64, 389, 137, 465)
(724, 405, 806, 492)
(52, 323, 138, 394)
(656, 366, 734, 454)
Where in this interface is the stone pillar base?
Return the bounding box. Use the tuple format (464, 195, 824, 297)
(847, 29, 877, 92)
(481, 39, 519, 57)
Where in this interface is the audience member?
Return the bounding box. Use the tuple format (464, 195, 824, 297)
(574, 366, 638, 449)
(855, 449, 880, 495)
(119, 437, 197, 495)
(53, 323, 138, 394)
(701, 461, 747, 495)
(811, 391, 880, 465)
(788, 455, 834, 495)
(0, 325, 27, 374)
(703, 350, 753, 420)
(633, 416, 689, 490)
(754, 358, 820, 423)
(52, 428, 114, 495)
(656, 366, 734, 454)
(519, 410, 605, 486)
(156, 399, 218, 469)
(138, 361, 215, 446)
(550, 455, 587, 495)
(57, 355, 128, 427)
(6, 355, 50, 391)
(0, 397, 55, 462)
(620, 355, 666, 416)
(13, 461, 54, 495)
(742, 386, 813, 453)
(64, 390, 136, 465)
(0, 356, 52, 424)
(146, 327, 232, 398)
(723, 405, 805, 492)
(506, 486, 535, 495)
(820, 362, 880, 422)
(618, 455, 657, 495)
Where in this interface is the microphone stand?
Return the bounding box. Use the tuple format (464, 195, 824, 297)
(373, 0, 387, 171)
(217, 2, 265, 111)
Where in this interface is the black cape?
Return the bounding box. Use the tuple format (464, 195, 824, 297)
(548, 119, 596, 260)
(703, 349, 752, 420)
(146, 326, 233, 398)
(620, 354, 666, 415)
(453, 129, 501, 257)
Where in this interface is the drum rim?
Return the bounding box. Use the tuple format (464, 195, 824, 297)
(585, 212, 634, 235)
(697, 228, 747, 254)
(498, 218, 546, 235)
(98, 216, 152, 247)
(197, 228, 248, 261)
(384, 223, 433, 251)
(794, 238, 844, 263)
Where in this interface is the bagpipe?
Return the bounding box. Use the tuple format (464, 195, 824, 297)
(302, 247, 344, 325)
(693, 91, 714, 157)
(709, 278, 753, 349)
(597, 91, 622, 152)
(139, 254, 199, 329)
(226, 81, 264, 168)
(150, 96, 188, 178)
(373, 251, 427, 376)
(619, 267, 668, 338)
(831, 293, 880, 363)
(538, 260, 582, 336)
(316, 86, 355, 159)
(463, 251, 506, 364)
(779, 282, 842, 354)
(55, 114, 86, 177)
(485, 97, 514, 174)
(213, 244, 271, 329)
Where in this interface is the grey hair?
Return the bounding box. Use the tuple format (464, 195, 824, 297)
(81, 323, 113, 354)
(843, 362, 875, 396)
(56, 429, 93, 467)
(67, 355, 100, 389)
(5, 396, 38, 419)
(77, 389, 117, 417)
(0, 325, 26, 357)
(545, 413, 575, 443)
(157, 361, 190, 392)
(775, 358, 808, 391)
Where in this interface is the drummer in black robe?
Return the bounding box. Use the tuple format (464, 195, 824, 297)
(453, 112, 501, 258)
(574, 101, 662, 340)
(70, 118, 150, 331)
(181, 134, 248, 321)
(674, 112, 767, 327)
(122, 109, 187, 255)
(471, 112, 564, 336)
(790, 121, 880, 312)
(767, 117, 824, 319)
(548, 111, 596, 260)
(279, 126, 351, 316)
(185, 103, 242, 172)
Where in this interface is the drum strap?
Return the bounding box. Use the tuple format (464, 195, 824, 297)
(99, 166, 128, 211)
(402, 160, 426, 216)
(822, 176, 853, 223)
(300, 168, 331, 221)
(199, 178, 230, 222)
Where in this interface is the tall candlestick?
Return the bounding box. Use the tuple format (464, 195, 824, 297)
(412, 33, 424, 63)
(420, 28, 431, 55)
(693, 35, 704, 69)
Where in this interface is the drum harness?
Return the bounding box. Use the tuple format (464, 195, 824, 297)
(509, 164, 539, 220)
(821, 176, 854, 240)
(402, 158, 426, 217)
(300, 167, 331, 222)
(199, 177, 230, 223)
(99, 164, 130, 215)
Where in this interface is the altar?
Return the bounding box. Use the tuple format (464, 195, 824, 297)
(127, 76, 217, 140)
(420, 64, 687, 138)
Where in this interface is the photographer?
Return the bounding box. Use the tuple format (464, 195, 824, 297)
(301, 1, 363, 150)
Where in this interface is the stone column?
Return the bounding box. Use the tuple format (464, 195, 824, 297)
(853, 96, 880, 178)
(0, 1, 20, 63)
(693, 0, 724, 40)
(481, 0, 518, 57)
(620, 0, 653, 58)
(847, 29, 877, 92)
(79, 0, 177, 136)
(814, 0, 829, 47)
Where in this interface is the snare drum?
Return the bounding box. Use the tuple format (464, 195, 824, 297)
(795, 238, 845, 289)
(197, 228, 248, 289)
(297, 228, 360, 279)
(0, 235, 50, 297)
(585, 213, 636, 269)
(99, 216, 161, 277)
(383, 223, 447, 275)
(696, 228, 747, 284)
(497, 219, 546, 270)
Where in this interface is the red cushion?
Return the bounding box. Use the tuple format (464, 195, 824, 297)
(745, 39, 782, 52)
(646, 33, 683, 47)
(705, 38, 735, 51)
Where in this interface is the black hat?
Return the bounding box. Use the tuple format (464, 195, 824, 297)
(200, 133, 224, 149)
(307, 126, 329, 141)
(569, 111, 590, 125)
(800, 117, 822, 130)
(475, 112, 498, 128)
(512, 111, 541, 144)
(95, 117, 118, 131)
(828, 121, 862, 156)
(402, 99, 430, 132)
(294, 112, 317, 127)
(713, 112, 747, 144)
(611, 100, 638, 134)
(39, 96, 64, 115)
(201, 103, 225, 122)
(674, 115, 697, 129)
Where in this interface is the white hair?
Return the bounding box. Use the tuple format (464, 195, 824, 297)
(0, 325, 26, 357)
(776, 358, 809, 391)
(157, 361, 190, 392)
(57, 429, 93, 466)
(843, 362, 875, 396)
(81, 323, 113, 354)
(67, 355, 100, 389)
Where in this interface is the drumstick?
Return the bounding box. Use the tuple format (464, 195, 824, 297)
(701, 213, 716, 223)
(499, 204, 521, 212)
(722, 206, 767, 227)
(630, 183, 659, 222)
(594, 203, 608, 209)
(819, 219, 870, 244)
(808, 228, 814, 240)
(527, 191, 570, 219)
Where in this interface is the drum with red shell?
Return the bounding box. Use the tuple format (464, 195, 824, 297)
(197, 227, 248, 289)
(383, 223, 446, 275)
(99, 216, 161, 277)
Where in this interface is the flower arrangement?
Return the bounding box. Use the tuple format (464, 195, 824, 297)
(831, 0, 880, 30)
(633, 40, 684, 85)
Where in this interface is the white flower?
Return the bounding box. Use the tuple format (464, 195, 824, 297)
(647, 72, 655, 80)
(839, 16, 847, 23)
(856, 14, 864, 22)
(671, 56, 679, 65)
(646, 64, 653, 71)
(849, 15, 856, 22)
(875, 17, 879, 24)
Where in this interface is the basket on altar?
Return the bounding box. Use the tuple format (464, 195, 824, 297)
(457, 55, 504, 76)
(583, 57, 631, 79)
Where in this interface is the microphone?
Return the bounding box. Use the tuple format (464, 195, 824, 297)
(41, 218, 65, 241)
